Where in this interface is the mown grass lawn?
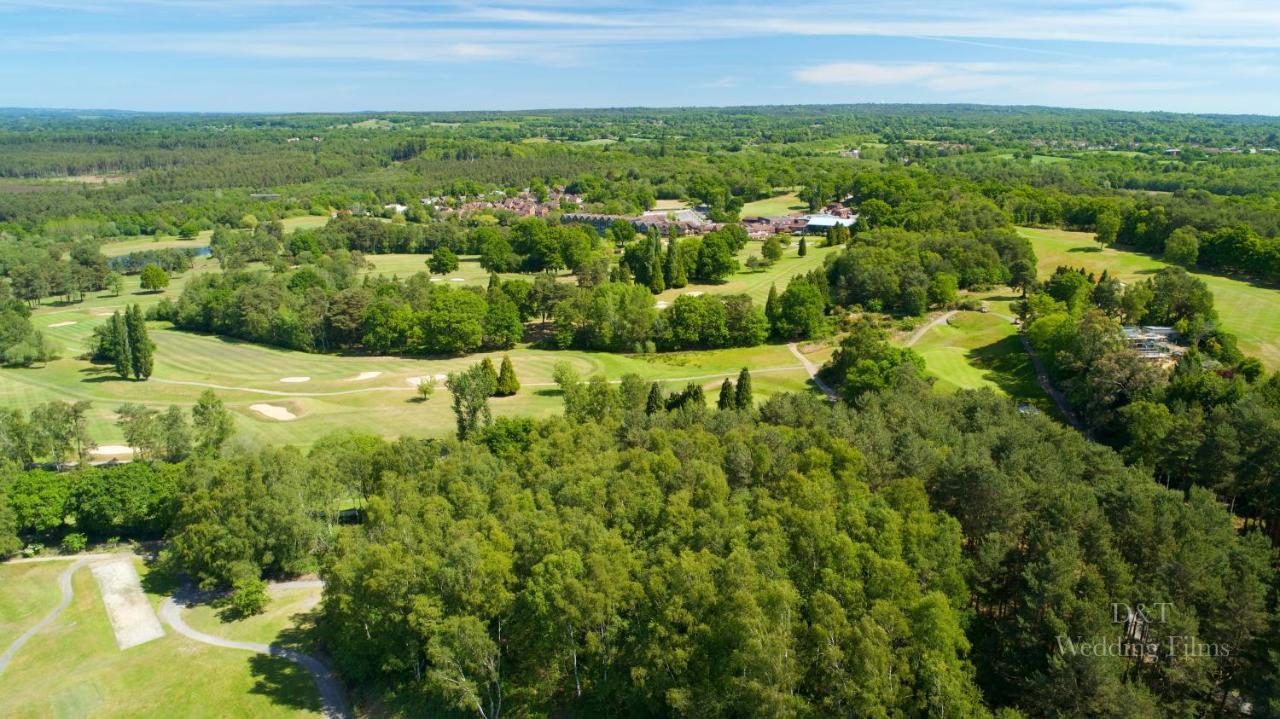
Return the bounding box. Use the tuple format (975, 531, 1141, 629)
(1018, 226, 1280, 369)
(0, 562, 65, 652)
(183, 586, 321, 651)
(910, 311, 1053, 414)
(741, 192, 807, 218)
(0, 559, 323, 719)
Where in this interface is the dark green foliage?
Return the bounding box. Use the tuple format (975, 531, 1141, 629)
(125, 304, 153, 379)
(495, 355, 519, 397)
(717, 377, 734, 409)
(428, 246, 459, 274)
(821, 321, 929, 404)
(734, 367, 753, 410)
(645, 382, 664, 415)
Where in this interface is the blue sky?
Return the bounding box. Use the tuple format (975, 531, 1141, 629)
(2, 1, 1279, 114)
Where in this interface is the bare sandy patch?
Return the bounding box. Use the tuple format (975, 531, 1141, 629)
(655, 300, 669, 309)
(450, 277, 465, 282)
(279, 376, 310, 383)
(91, 559, 164, 650)
(684, 290, 705, 297)
(348, 371, 382, 381)
(250, 404, 297, 421)
(92, 445, 135, 458)
(429, 277, 442, 283)
(48, 321, 76, 328)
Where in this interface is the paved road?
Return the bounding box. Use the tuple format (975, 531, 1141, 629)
(788, 343, 838, 401)
(159, 586, 351, 719)
(0, 556, 100, 675)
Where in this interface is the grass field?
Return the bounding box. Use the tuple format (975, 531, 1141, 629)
(2, 232, 838, 450)
(741, 192, 806, 218)
(0, 562, 65, 652)
(909, 310, 1052, 413)
(0, 559, 322, 718)
(99, 216, 331, 258)
(183, 586, 321, 650)
(654, 241, 840, 305)
(1018, 226, 1280, 369)
(7, 272, 819, 448)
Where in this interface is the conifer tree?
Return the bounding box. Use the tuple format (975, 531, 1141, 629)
(663, 235, 687, 288)
(125, 304, 153, 379)
(495, 355, 520, 397)
(645, 382, 664, 415)
(798, 236, 807, 257)
(718, 378, 735, 410)
(734, 367, 753, 410)
(480, 357, 499, 394)
(765, 283, 780, 334)
(110, 310, 132, 379)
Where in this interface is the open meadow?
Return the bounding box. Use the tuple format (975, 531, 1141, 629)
(1018, 226, 1280, 369)
(0, 558, 323, 719)
(740, 192, 806, 218)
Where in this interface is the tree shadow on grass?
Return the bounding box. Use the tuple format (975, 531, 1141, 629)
(247, 609, 330, 714)
(247, 653, 324, 714)
(967, 335, 1048, 409)
(1068, 246, 1103, 253)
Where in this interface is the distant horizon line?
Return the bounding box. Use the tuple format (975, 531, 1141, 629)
(2, 101, 1279, 121)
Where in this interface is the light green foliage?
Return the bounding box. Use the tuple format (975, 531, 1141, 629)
(139, 263, 170, 292)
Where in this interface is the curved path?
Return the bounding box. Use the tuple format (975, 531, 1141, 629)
(787, 343, 838, 401)
(0, 555, 109, 675)
(159, 587, 351, 719)
(905, 309, 958, 348)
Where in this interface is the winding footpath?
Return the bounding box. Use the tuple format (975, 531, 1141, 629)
(2, 556, 348, 719)
(788, 342, 838, 401)
(0, 554, 112, 675)
(159, 583, 351, 719)
(905, 309, 959, 348)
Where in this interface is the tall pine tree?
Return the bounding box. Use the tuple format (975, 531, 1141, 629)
(110, 310, 132, 379)
(765, 283, 780, 336)
(645, 382, 664, 415)
(718, 378, 735, 410)
(663, 235, 687, 288)
(734, 367, 753, 410)
(125, 304, 153, 380)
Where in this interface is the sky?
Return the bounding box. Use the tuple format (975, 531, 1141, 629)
(2, 0, 1280, 115)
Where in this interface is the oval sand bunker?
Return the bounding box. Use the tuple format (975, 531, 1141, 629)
(250, 404, 297, 421)
(279, 376, 311, 383)
(349, 371, 382, 381)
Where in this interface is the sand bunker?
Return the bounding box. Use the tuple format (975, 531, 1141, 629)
(91, 559, 164, 650)
(349, 371, 382, 381)
(684, 290, 705, 297)
(429, 277, 441, 282)
(279, 376, 310, 383)
(435, 373, 447, 381)
(92, 445, 135, 457)
(655, 301, 669, 309)
(48, 321, 76, 328)
(450, 277, 465, 282)
(407, 374, 447, 387)
(250, 404, 297, 421)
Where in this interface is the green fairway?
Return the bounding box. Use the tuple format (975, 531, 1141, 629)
(5, 306, 816, 450)
(4, 233, 834, 452)
(0, 559, 323, 718)
(910, 311, 1052, 413)
(1018, 226, 1280, 369)
(0, 562, 65, 652)
(741, 192, 806, 218)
